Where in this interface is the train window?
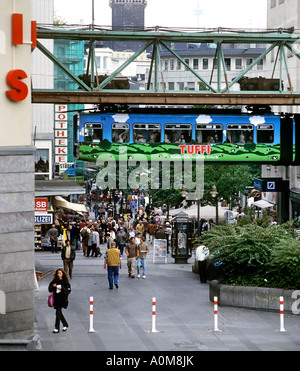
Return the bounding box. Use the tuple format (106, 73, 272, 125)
(196, 124, 223, 144)
(133, 124, 161, 143)
(112, 123, 130, 143)
(257, 124, 274, 144)
(164, 124, 192, 143)
(84, 123, 103, 143)
(226, 124, 254, 144)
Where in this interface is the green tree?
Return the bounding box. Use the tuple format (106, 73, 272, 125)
(203, 164, 260, 207)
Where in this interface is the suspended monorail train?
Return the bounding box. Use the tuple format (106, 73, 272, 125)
(73, 108, 299, 165)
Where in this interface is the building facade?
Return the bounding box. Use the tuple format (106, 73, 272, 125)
(0, 0, 37, 347)
(261, 0, 300, 221)
(31, 0, 54, 181)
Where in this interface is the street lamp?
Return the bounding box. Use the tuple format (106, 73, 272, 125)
(180, 185, 187, 199)
(210, 185, 219, 224)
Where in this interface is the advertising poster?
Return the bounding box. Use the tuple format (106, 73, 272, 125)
(153, 239, 167, 264)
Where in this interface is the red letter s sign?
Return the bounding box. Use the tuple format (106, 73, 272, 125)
(6, 69, 28, 102)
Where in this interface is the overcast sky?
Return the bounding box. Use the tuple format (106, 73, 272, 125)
(54, 0, 267, 29)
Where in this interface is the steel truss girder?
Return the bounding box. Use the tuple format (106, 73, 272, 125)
(34, 27, 300, 101)
(32, 90, 300, 106)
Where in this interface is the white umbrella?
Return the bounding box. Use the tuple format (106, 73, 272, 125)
(252, 200, 274, 209)
(169, 204, 238, 221)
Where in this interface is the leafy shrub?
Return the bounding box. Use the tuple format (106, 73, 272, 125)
(195, 219, 300, 289)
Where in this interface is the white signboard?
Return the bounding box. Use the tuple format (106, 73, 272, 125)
(34, 213, 53, 224)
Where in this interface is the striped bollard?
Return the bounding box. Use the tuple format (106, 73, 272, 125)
(151, 297, 159, 333)
(279, 296, 286, 332)
(214, 296, 220, 332)
(89, 296, 96, 333)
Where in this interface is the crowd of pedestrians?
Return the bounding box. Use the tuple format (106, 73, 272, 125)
(46, 194, 173, 287)
(46, 194, 174, 332)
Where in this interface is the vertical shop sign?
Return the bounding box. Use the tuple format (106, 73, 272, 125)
(55, 105, 68, 164)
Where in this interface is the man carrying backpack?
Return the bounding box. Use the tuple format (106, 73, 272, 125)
(80, 225, 90, 257)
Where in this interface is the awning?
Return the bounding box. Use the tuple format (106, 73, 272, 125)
(55, 196, 88, 214)
(35, 179, 85, 197)
(252, 200, 274, 209)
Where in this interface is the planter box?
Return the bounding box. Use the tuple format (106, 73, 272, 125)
(209, 280, 295, 313)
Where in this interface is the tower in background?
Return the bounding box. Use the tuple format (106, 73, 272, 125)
(109, 0, 147, 51)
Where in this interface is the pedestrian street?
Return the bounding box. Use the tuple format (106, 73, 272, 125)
(34, 244, 300, 352)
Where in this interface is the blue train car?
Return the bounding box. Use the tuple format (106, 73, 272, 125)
(73, 108, 294, 164)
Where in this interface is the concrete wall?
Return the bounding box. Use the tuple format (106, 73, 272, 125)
(0, 147, 36, 340)
(209, 280, 295, 314)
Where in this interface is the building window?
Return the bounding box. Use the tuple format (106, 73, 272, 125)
(164, 59, 168, 71)
(170, 59, 175, 70)
(187, 82, 195, 90)
(193, 59, 199, 70)
(235, 58, 243, 70)
(246, 58, 253, 68)
(168, 82, 175, 90)
(96, 56, 100, 69)
(271, 0, 276, 8)
(184, 59, 190, 70)
(225, 58, 231, 71)
(35, 149, 50, 175)
(203, 58, 209, 70)
(177, 59, 181, 70)
(257, 59, 264, 70)
(103, 56, 108, 69)
(177, 82, 184, 90)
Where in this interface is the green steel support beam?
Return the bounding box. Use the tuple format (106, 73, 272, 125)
(34, 26, 300, 99)
(36, 41, 91, 91)
(99, 40, 154, 90)
(220, 42, 279, 93)
(219, 43, 230, 93)
(160, 40, 216, 93)
(154, 42, 161, 92)
(36, 27, 300, 44)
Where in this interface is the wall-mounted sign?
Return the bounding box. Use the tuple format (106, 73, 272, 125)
(4, 14, 36, 102)
(34, 214, 53, 224)
(35, 198, 48, 213)
(55, 105, 68, 164)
